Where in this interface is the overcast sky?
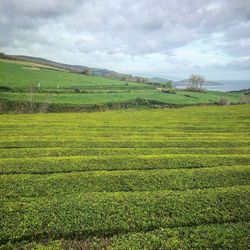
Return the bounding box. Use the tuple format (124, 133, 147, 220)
(0, 0, 250, 80)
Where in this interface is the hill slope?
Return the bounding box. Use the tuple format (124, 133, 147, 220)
(0, 52, 133, 79)
(0, 59, 248, 112)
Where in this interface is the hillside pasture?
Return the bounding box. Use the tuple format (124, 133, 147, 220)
(0, 60, 144, 90)
(0, 60, 246, 112)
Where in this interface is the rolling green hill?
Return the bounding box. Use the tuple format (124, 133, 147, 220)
(0, 60, 143, 90)
(0, 52, 133, 79)
(0, 59, 248, 112)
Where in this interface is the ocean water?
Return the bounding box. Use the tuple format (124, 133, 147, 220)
(206, 80, 250, 92)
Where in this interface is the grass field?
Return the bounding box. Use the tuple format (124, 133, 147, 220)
(0, 60, 247, 111)
(0, 89, 243, 106)
(0, 60, 147, 90)
(0, 105, 249, 249)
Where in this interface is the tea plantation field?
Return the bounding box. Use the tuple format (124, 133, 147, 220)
(0, 105, 250, 249)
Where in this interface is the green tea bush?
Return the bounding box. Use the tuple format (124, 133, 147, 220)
(0, 105, 249, 249)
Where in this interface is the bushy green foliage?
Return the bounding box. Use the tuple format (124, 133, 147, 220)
(0, 154, 249, 174)
(161, 88, 176, 94)
(1, 187, 249, 244)
(106, 222, 250, 249)
(1, 166, 249, 198)
(219, 97, 229, 105)
(0, 105, 249, 249)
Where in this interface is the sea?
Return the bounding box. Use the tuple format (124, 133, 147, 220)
(205, 80, 250, 92)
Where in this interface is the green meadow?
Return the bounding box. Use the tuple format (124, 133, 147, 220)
(0, 105, 249, 249)
(0, 60, 246, 111)
(0, 60, 143, 89)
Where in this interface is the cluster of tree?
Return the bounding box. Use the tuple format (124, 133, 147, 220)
(164, 81, 173, 88)
(82, 67, 92, 75)
(146, 80, 173, 89)
(187, 74, 205, 91)
(0, 52, 8, 59)
(121, 76, 149, 83)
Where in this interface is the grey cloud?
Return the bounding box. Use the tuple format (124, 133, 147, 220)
(222, 39, 250, 57)
(0, 0, 250, 78)
(1, 0, 249, 55)
(227, 58, 250, 70)
(219, 21, 250, 56)
(0, 0, 82, 18)
(61, 0, 250, 56)
(187, 58, 250, 72)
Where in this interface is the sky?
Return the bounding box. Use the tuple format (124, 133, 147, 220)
(0, 0, 250, 80)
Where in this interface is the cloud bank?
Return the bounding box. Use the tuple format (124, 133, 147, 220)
(0, 0, 250, 79)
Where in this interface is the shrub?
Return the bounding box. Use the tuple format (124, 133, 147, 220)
(161, 88, 176, 94)
(239, 96, 250, 104)
(0, 86, 14, 92)
(183, 94, 199, 99)
(74, 88, 81, 93)
(185, 86, 204, 92)
(165, 81, 173, 89)
(218, 97, 228, 106)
